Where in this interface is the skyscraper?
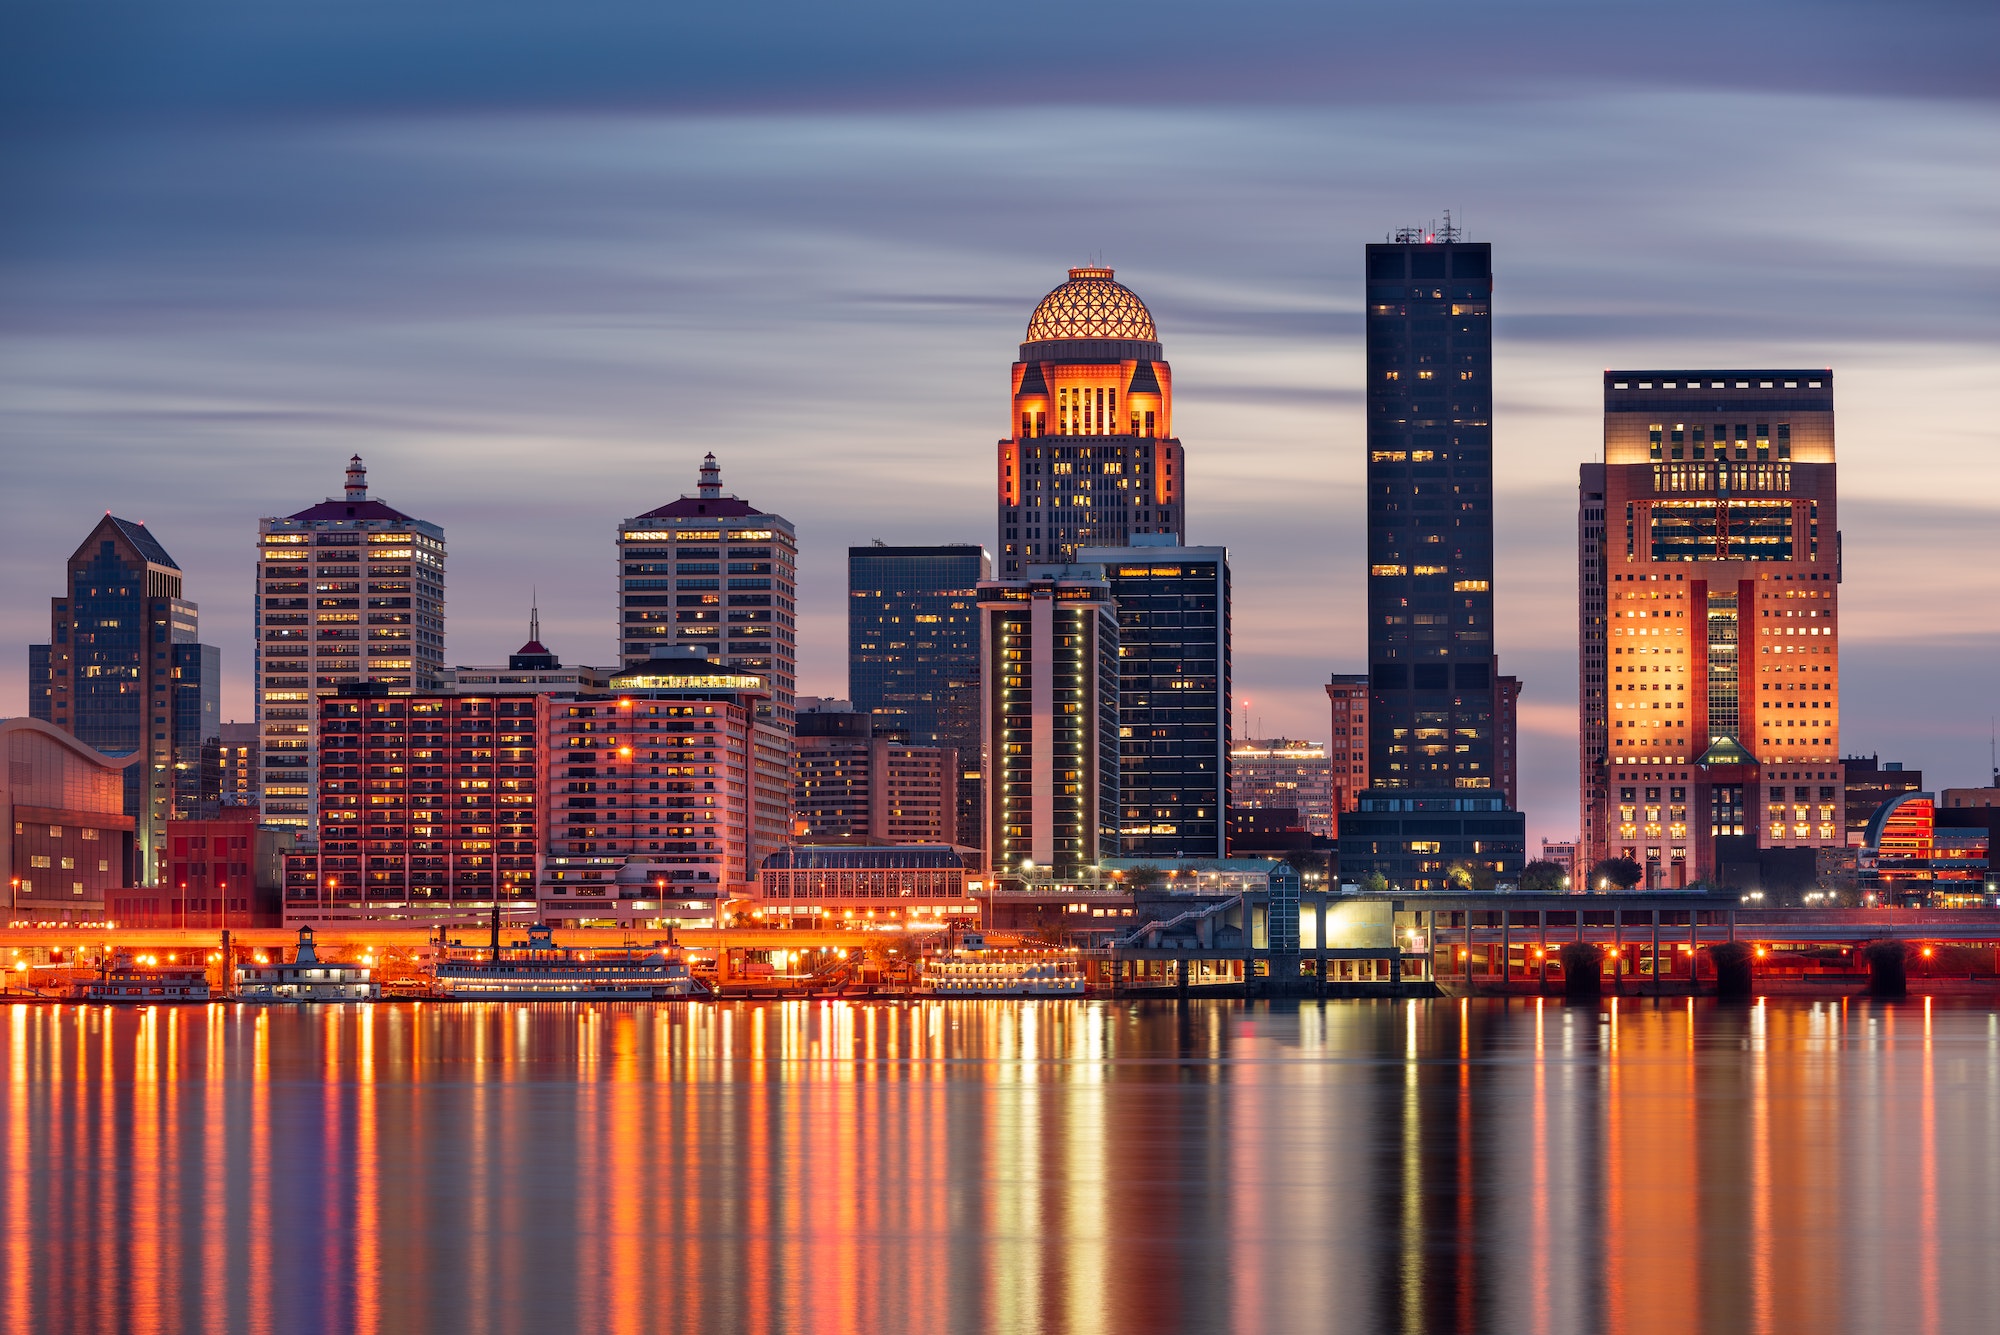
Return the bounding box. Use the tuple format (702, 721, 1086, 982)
(1580, 370, 1843, 888)
(37, 515, 218, 881)
(997, 267, 1185, 576)
(617, 455, 797, 854)
(1075, 540, 1230, 861)
(847, 543, 988, 849)
(255, 456, 447, 830)
(1341, 228, 1525, 892)
(1362, 230, 1501, 792)
(978, 570, 1120, 876)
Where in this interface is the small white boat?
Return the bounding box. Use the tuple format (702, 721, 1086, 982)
(235, 925, 379, 1002)
(919, 934, 1086, 997)
(79, 954, 213, 1003)
(433, 923, 705, 1000)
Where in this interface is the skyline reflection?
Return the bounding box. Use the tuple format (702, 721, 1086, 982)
(3, 998, 1995, 1333)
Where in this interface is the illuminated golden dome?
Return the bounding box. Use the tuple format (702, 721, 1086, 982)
(1024, 266, 1157, 343)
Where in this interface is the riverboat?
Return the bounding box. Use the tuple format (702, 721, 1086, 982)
(919, 935, 1086, 997)
(78, 954, 213, 1003)
(235, 925, 378, 1002)
(433, 923, 705, 1000)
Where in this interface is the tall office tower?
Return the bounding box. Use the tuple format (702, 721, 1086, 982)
(1496, 674, 1521, 810)
(1363, 230, 1505, 791)
(1578, 464, 1609, 864)
(1074, 541, 1230, 860)
(978, 570, 1120, 876)
(997, 267, 1186, 577)
(256, 456, 447, 830)
(1229, 739, 1334, 836)
(39, 516, 219, 882)
(847, 543, 989, 851)
(618, 455, 798, 852)
(1580, 371, 1843, 888)
(791, 699, 958, 846)
(1324, 673, 1371, 818)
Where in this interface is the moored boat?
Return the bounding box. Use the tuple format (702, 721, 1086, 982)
(78, 954, 213, 1003)
(235, 925, 379, 1002)
(433, 922, 705, 1000)
(918, 933, 1085, 997)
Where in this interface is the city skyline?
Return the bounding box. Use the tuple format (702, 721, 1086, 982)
(4, 63, 1996, 850)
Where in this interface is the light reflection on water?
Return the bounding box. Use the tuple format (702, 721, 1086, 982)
(4, 997, 1998, 1333)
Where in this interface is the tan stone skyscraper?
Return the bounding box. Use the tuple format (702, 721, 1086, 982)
(1580, 371, 1843, 888)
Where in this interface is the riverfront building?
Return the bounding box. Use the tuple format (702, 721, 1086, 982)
(34, 515, 219, 880)
(255, 457, 446, 831)
(997, 267, 1185, 576)
(755, 844, 975, 923)
(1579, 371, 1844, 888)
(1859, 792, 1992, 905)
(1230, 739, 1334, 838)
(536, 650, 785, 925)
(978, 570, 1121, 877)
(1843, 755, 1922, 843)
(847, 543, 988, 849)
(283, 683, 543, 925)
(791, 699, 958, 847)
(1077, 542, 1230, 861)
(0, 716, 135, 922)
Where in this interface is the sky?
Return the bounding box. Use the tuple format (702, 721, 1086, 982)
(3, 0, 1996, 847)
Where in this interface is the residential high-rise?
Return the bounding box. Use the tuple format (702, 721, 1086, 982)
(1362, 230, 1504, 792)
(791, 699, 958, 847)
(1076, 541, 1230, 861)
(617, 455, 797, 851)
(37, 515, 218, 881)
(217, 721, 259, 808)
(847, 543, 988, 849)
(256, 456, 446, 830)
(978, 570, 1120, 876)
(1580, 371, 1843, 888)
(1324, 673, 1371, 818)
(283, 682, 542, 925)
(997, 267, 1185, 577)
(1229, 739, 1333, 837)
(537, 649, 785, 927)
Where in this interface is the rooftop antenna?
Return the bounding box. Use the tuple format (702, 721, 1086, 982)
(529, 587, 540, 645)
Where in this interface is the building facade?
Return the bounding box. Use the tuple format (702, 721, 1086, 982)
(1076, 542, 1229, 860)
(537, 651, 786, 923)
(152, 811, 290, 928)
(1334, 791, 1526, 890)
(755, 845, 975, 924)
(1363, 233, 1502, 792)
(256, 456, 446, 831)
(1324, 673, 1371, 818)
(979, 571, 1121, 876)
(1859, 792, 1991, 906)
(1579, 371, 1843, 888)
(1229, 739, 1334, 837)
(1843, 755, 1923, 843)
(1, 716, 136, 922)
(791, 699, 958, 847)
(283, 684, 542, 925)
(847, 543, 988, 850)
(218, 721, 259, 808)
(35, 515, 218, 881)
(997, 267, 1185, 577)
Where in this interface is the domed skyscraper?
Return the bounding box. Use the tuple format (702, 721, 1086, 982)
(997, 267, 1184, 574)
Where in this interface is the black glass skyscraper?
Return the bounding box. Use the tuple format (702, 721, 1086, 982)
(1363, 233, 1498, 790)
(847, 544, 990, 848)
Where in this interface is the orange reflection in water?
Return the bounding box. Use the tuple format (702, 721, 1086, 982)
(2, 997, 1999, 1333)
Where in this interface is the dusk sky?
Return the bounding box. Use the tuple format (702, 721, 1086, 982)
(3, 0, 1995, 844)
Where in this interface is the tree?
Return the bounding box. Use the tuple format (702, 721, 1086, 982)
(1122, 864, 1165, 890)
(1360, 870, 1392, 895)
(1282, 850, 1329, 882)
(1519, 860, 1569, 894)
(1446, 860, 1497, 893)
(1586, 857, 1644, 892)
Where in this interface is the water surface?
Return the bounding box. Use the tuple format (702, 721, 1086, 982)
(6, 997, 1996, 1333)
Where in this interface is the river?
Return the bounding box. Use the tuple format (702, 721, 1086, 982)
(4, 996, 1995, 1333)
